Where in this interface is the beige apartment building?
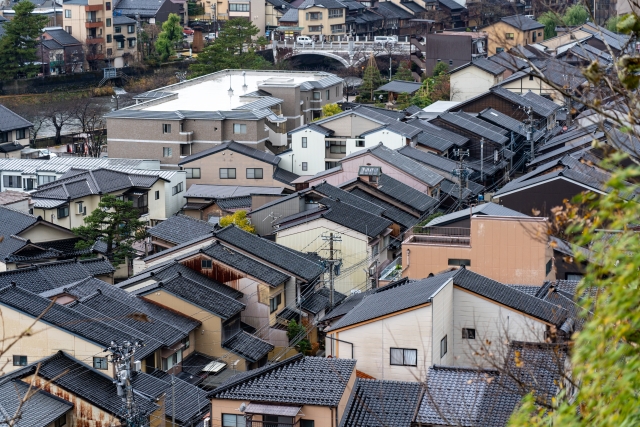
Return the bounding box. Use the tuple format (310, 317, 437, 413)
(297, 0, 347, 40)
(402, 214, 554, 285)
(62, 0, 137, 69)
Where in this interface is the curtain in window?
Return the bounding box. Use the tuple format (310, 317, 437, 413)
(390, 348, 403, 365)
(404, 349, 417, 366)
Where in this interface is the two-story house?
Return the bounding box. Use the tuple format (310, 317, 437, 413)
(484, 15, 545, 55)
(0, 105, 32, 156)
(114, 0, 187, 26)
(39, 27, 85, 74)
(450, 58, 508, 101)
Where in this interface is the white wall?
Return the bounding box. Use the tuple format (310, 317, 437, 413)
(290, 129, 327, 175)
(162, 171, 187, 219)
(329, 305, 432, 382)
(363, 129, 405, 150)
(431, 279, 454, 366)
(452, 287, 548, 367)
(450, 67, 501, 101)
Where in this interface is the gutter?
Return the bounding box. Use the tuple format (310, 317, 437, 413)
(325, 335, 354, 359)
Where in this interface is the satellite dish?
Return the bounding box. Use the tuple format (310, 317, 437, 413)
(239, 403, 247, 412)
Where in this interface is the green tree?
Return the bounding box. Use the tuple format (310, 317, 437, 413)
(360, 54, 383, 103)
(287, 320, 310, 353)
(538, 11, 560, 39)
(190, 18, 271, 77)
(563, 4, 589, 26)
(73, 194, 148, 267)
(321, 103, 342, 118)
(0, 0, 48, 80)
(395, 92, 411, 109)
(392, 61, 413, 81)
(606, 15, 622, 32)
(432, 61, 448, 77)
(155, 13, 183, 61)
(187, 1, 205, 16)
(219, 210, 256, 233)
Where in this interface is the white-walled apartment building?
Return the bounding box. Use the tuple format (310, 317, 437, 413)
(105, 70, 343, 164)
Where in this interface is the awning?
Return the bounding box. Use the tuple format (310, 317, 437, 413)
(202, 361, 227, 373)
(244, 403, 301, 417)
(276, 26, 304, 31)
(114, 34, 125, 41)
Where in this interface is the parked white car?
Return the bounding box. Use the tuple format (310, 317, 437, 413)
(296, 36, 313, 45)
(374, 36, 398, 45)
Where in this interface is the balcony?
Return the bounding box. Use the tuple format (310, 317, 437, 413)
(178, 131, 193, 143)
(135, 205, 149, 216)
(86, 36, 104, 44)
(409, 226, 471, 246)
(246, 420, 300, 427)
(85, 18, 103, 28)
(86, 53, 105, 60)
(85, 4, 103, 11)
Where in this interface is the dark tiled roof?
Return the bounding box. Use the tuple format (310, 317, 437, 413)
(349, 187, 418, 229)
(490, 86, 559, 118)
(0, 104, 33, 132)
(452, 58, 506, 75)
(478, 108, 532, 138)
(488, 51, 528, 72)
(214, 225, 324, 281)
(222, 331, 274, 362)
(438, 0, 465, 10)
(376, 174, 438, 212)
(181, 351, 218, 376)
(301, 287, 347, 314)
(211, 355, 356, 406)
(201, 241, 289, 287)
(0, 205, 38, 259)
(113, 14, 137, 24)
(273, 167, 300, 186)
(374, 0, 415, 17)
(0, 142, 24, 153)
(340, 379, 422, 427)
(329, 270, 459, 330)
(179, 140, 280, 166)
(320, 290, 373, 322)
(0, 380, 72, 427)
(78, 257, 116, 275)
(115, 0, 169, 17)
(507, 284, 541, 296)
(426, 202, 528, 226)
(501, 15, 544, 30)
(438, 112, 509, 145)
(149, 215, 216, 245)
(216, 196, 252, 210)
(45, 29, 82, 46)
(376, 80, 422, 94)
(319, 197, 392, 238)
(312, 182, 385, 216)
(279, 7, 299, 22)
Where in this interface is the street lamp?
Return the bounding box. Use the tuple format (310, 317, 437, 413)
(228, 71, 234, 96)
(242, 71, 247, 90)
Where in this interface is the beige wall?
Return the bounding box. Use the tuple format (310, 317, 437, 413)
(486, 21, 543, 55)
(501, 75, 567, 104)
(298, 5, 346, 40)
(450, 66, 503, 101)
(19, 222, 76, 242)
(402, 216, 553, 285)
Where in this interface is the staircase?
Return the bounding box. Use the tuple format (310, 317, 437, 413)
(98, 70, 131, 87)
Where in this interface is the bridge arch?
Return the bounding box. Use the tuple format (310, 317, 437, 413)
(289, 50, 351, 68)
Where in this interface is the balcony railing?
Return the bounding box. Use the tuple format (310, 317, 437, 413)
(410, 226, 471, 245)
(246, 420, 300, 427)
(135, 205, 149, 216)
(86, 35, 104, 44)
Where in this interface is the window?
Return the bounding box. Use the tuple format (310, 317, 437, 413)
(270, 293, 282, 313)
(496, 47, 504, 53)
(0, 132, 7, 143)
(3, 175, 21, 188)
(529, 74, 534, 81)
(172, 182, 183, 195)
(222, 414, 246, 427)
(65, 26, 72, 35)
(57, 205, 69, 218)
(202, 259, 213, 269)
(301, 421, 315, 427)
(106, 18, 111, 27)
(302, 137, 307, 148)
(462, 328, 476, 339)
(246, 168, 263, 179)
(546, 258, 553, 275)
(538, 31, 542, 37)
(128, 38, 136, 48)
(107, 34, 112, 43)
(184, 168, 201, 179)
(313, 91, 321, 100)
(330, 24, 344, 33)
(115, 26, 122, 33)
(448, 258, 471, 267)
(220, 168, 236, 179)
(356, 140, 365, 147)
(302, 162, 308, 171)
(163, 124, 171, 133)
(306, 11, 322, 20)
(163, 147, 172, 158)
(329, 141, 346, 154)
(24, 178, 35, 191)
(336, 86, 339, 97)
(325, 161, 338, 169)
(38, 175, 56, 185)
(16, 129, 26, 139)
(325, 89, 330, 100)
(328, 8, 343, 17)
(77, 201, 84, 214)
(264, 416, 294, 425)
(390, 348, 417, 366)
(308, 25, 322, 32)
(54, 415, 67, 427)
(566, 273, 583, 281)
(449, 60, 453, 66)
(116, 39, 124, 49)
(106, 1, 111, 10)
(233, 123, 247, 134)
(64, 9, 71, 18)
(128, 24, 135, 33)
(13, 355, 27, 366)
(229, 3, 249, 11)
(155, 190, 160, 200)
(182, 336, 190, 350)
(505, 32, 514, 40)
(161, 348, 183, 370)
(440, 335, 447, 358)
(93, 357, 108, 370)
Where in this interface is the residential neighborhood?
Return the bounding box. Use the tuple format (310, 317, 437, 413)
(0, 0, 636, 425)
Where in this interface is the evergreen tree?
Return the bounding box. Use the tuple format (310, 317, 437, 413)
(0, 0, 48, 80)
(155, 13, 183, 61)
(538, 11, 559, 39)
(360, 54, 383, 103)
(563, 4, 589, 26)
(432, 61, 448, 77)
(190, 18, 271, 77)
(392, 61, 414, 81)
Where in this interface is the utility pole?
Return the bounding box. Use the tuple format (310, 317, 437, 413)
(452, 148, 470, 206)
(106, 340, 147, 427)
(171, 374, 176, 427)
(321, 232, 342, 308)
(480, 138, 484, 185)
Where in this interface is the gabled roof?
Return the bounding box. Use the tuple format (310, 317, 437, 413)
(301, 287, 347, 314)
(375, 173, 439, 212)
(222, 330, 274, 362)
(478, 108, 544, 141)
(279, 7, 299, 22)
(489, 86, 559, 118)
(179, 140, 281, 166)
(185, 184, 287, 199)
(211, 354, 356, 406)
(0, 380, 72, 427)
(318, 197, 391, 237)
(0, 205, 38, 259)
(288, 122, 334, 136)
(426, 202, 529, 226)
(500, 15, 544, 31)
(0, 104, 33, 132)
(376, 80, 422, 94)
(311, 181, 386, 216)
(349, 187, 418, 229)
(487, 51, 528, 72)
(320, 290, 373, 322)
(148, 214, 216, 245)
(273, 167, 300, 186)
(361, 120, 423, 139)
(437, 112, 509, 145)
(451, 58, 507, 76)
(45, 28, 81, 46)
(340, 379, 423, 427)
(114, 0, 171, 17)
(374, 0, 415, 18)
(409, 119, 469, 152)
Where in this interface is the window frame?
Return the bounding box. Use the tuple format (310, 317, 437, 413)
(163, 147, 173, 158)
(93, 357, 108, 370)
(269, 293, 282, 313)
(301, 162, 308, 171)
(64, 9, 71, 18)
(107, 34, 112, 43)
(246, 168, 263, 179)
(171, 182, 183, 195)
(201, 259, 213, 269)
(233, 123, 247, 134)
(128, 24, 135, 33)
(448, 258, 471, 267)
(462, 328, 476, 339)
(329, 140, 346, 154)
(106, 17, 111, 27)
(505, 32, 514, 40)
(390, 347, 417, 366)
(13, 355, 27, 366)
(219, 168, 237, 179)
(57, 205, 69, 219)
(16, 128, 26, 139)
(222, 414, 246, 427)
(163, 123, 172, 134)
(440, 335, 448, 358)
(155, 190, 160, 200)
(184, 168, 201, 179)
(302, 137, 307, 148)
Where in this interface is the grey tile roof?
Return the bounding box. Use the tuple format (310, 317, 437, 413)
(279, 7, 299, 22)
(376, 80, 423, 94)
(185, 184, 287, 199)
(452, 58, 506, 75)
(340, 379, 422, 427)
(311, 182, 385, 216)
(113, 14, 136, 24)
(0, 205, 38, 259)
(478, 108, 532, 138)
(201, 241, 289, 287)
(114, 0, 168, 17)
(179, 141, 280, 166)
(301, 287, 347, 315)
(214, 225, 324, 281)
(438, 0, 465, 10)
(488, 51, 528, 72)
(222, 331, 274, 362)
(318, 197, 393, 238)
(0, 380, 72, 427)
(329, 270, 459, 331)
(211, 355, 356, 406)
(78, 257, 117, 275)
(216, 196, 252, 210)
(438, 112, 509, 145)
(490, 86, 558, 118)
(426, 202, 528, 226)
(521, 90, 562, 115)
(136, 272, 245, 320)
(0, 105, 33, 132)
(349, 187, 418, 229)
(376, 173, 438, 212)
(501, 15, 544, 31)
(45, 28, 82, 46)
(149, 215, 216, 245)
(581, 21, 630, 52)
(273, 167, 300, 186)
(320, 290, 373, 322)
(181, 351, 218, 376)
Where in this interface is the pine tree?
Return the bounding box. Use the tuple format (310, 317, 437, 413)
(360, 54, 382, 103)
(155, 13, 183, 61)
(392, 61, 414, 81)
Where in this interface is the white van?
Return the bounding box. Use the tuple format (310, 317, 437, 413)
(296, 36, 313, 45)
(374, 36, 397, 45)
